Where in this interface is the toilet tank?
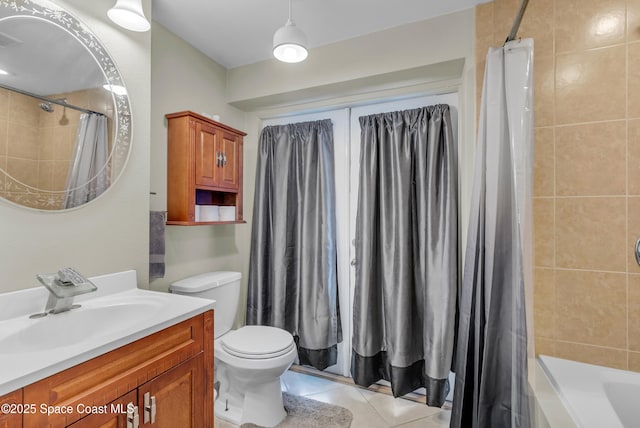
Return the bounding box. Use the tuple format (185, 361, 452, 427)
(169, 271, 241, 338)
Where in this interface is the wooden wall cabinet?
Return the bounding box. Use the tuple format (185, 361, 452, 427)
(166, 111, 246, 225)
(7, 311, 215, 428)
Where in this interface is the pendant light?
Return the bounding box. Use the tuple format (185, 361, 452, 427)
(108, 0, 150, 32)
(273, 0, 308, 63)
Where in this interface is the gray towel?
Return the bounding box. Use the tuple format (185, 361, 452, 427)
(149, 211, 167, 279)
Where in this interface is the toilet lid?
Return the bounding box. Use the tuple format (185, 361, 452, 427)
(221, 326, 295, 359)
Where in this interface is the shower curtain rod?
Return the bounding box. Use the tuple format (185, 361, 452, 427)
(0, 83, 105, 116)
(504, 0, 530, 44)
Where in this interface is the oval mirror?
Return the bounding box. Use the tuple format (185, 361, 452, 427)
(0, 0, 131, 210)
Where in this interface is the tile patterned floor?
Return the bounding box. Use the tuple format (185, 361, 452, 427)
(215, 370, 452, 428)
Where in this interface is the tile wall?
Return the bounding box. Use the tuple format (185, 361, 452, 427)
(476, 0, 640, 372)
(0, 87, 114, 210)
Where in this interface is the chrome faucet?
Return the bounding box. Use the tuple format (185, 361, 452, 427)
(31, 268, 97, 317)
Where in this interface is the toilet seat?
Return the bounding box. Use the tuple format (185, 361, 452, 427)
(221, 326, 295, 360)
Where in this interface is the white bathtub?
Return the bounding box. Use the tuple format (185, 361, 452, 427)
(537, 355, 640, 428)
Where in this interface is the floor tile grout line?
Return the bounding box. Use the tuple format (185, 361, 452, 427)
(389, 410, 449, 427)
(355, 386, 397, 428)
(357, 385, 446, 427)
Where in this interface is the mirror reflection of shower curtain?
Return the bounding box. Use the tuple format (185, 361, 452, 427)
(351, 105, 459, 407)
(247, 119, 342, 371)
(451, 38, 534, 428)
(63, 113, 109, 209)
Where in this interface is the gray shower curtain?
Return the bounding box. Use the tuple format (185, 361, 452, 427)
(450, 40, 533, 428)
(246, 119, 341, 370)
(351, 105, 458, 407)
(64, 113, 109, 208)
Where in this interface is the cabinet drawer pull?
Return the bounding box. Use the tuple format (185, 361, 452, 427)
(144, 392, 157, 423)
(151, 396, 157, 423)
(126, 403, 139, 428)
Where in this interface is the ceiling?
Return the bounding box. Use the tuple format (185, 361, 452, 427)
(152, 0, 489, 69)
(0, 16, 105, 95)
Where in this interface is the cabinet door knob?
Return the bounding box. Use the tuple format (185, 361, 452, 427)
(223, 153, 227, 166)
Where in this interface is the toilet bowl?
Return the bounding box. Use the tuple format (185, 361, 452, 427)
(170, 272, 297, 427)
(215, 325, 296, 426)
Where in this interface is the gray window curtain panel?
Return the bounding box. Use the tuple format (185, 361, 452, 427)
(246, 119, 342, 371)
(351, 105, 459, 407)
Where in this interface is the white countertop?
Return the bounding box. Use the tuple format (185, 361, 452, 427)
(0, 270, 215, 396)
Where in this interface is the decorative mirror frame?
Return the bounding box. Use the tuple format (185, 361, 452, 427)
(0, 0, 132, 210)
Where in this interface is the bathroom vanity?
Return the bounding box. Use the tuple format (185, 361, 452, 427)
(0, 271, 215, 428)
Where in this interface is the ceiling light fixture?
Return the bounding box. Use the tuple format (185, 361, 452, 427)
(107, 0, 150, 32)
(273, 0, 308, 63)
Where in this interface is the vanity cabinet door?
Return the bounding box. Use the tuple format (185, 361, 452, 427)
(0, 389, 22, 428)
(68, 391, 136, 428)
(138, 355, 204, 428)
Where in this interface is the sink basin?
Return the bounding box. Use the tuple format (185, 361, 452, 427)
(0, 300, 162, 353)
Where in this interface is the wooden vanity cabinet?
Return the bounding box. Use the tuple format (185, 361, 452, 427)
(166, 111, 246, 225)
(68, 356, 203, 428)
(67, 391, 135, 428)
(0, 389, 22, 428)
(138, 354, 204, 427)
(20, 310, 214, 428)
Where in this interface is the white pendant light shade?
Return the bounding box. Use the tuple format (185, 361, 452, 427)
(273, 20, 308, 63)
(108, 0, 150, 32)
(273, 0, 308, 63)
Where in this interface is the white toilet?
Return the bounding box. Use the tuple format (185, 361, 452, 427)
(170, 271, 297, 427)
